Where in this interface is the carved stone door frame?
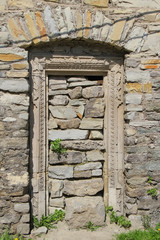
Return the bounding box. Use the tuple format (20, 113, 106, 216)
(30, 55, 124, 219)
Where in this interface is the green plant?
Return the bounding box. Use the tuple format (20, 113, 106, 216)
(155, 222, 160, 231)
(110, 211, 131, 229)
(148, 176, 152, 184)
(147, 188, 158, 198)
(105, 206, 113, 214)
(0, 229, 32, 240)
(82, 222, 100, 231)
(141, 215, 151, 229)
(33, 209, 65, 229)
(50, 138, 66, 154)
(116, 229, 160, 240)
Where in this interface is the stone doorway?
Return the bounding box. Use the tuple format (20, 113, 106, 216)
(30, 47, 124, 227)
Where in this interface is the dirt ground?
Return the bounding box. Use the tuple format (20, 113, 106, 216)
(33, 221, 135, 240)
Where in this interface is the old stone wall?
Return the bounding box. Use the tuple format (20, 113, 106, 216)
(0, 0, 160, 234)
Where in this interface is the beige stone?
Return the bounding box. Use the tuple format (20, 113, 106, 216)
(50, 197, 65, 208)
(86, 150, 104, 161)
(8, 18, 29, 42)
(110, 20, 126, 42)
(80, 118, 103, 129)
(25, 12, 40, 44)
(6, 71, 29, 78)
(13, 63, 28, 70)
(0, 0, 7, 11)
(126, 83, 142, 93)
(57, 119, 80, 129)
(84, 0, 108, 7)
(76, 10, 83, 38)
(84, 11, 92, 38)
(89, 130, 103, 140)
(8, 0, 34, 8)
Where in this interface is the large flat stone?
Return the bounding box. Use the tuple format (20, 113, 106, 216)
(74, 162, 102, 171)
(80, 118, 103, 129)
(49, 166, 73, 179)
(65, 196, 105, 228)
(49, 151, 86, 165)
(69, 81, 100, 88)
(0, 79, 29, 92)
(49, 129, 89, 140)
(82, 86, 104, 98)
(49, 106, 77, 119)
(86, 150, 104, 162)
(126, 94, 142, 104)
(85, 98, 105, 117)
(61, 140, 105, 150)
(63, 179, 103, 196)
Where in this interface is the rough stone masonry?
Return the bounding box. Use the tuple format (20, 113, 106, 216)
(0, 0, 160, 234)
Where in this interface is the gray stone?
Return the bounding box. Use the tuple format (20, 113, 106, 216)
(49, 106, 77, 119)
(76, 105, 84, 119)
(57, 119, 80, 129)
(92, 169, 102, 176)
(74, 170, 92, 179)
(82, 86, 104, 98)
(0, 210, 20, 224)
(49, 179, 64, 198)
(126, 94, 142, 104)
(69, 87, 82, 99)
(0, 32, 9, 44)
(49, 129, 89, 140)
(49, 76, 66, 85)
(49, 90, 69, 96)
(61, 140, 105, 150)
(0, 64, 10, 70)
(49, 95, 69, 106)
(17, 223, 30, 235)
(85, 98, 105, 117)
(126, 70, 150, 83)
(64, 7, 74, 32)
(20, 214, 30, 223)
(44, 5, 58, 36)
(49, 151, 86, 165)
(125, 27, 145, 52)
(80, 118, 103, 129)
(125, 105, 143, 112)
(65, 196, 105, 228)
(31, 226, 48, 236)
(115, 0, 160, 8)
(49, 84, 67, 91)
(67, 77, 87, 82)
(69, 81, 100, 88)
(50, 197, 65, 208)
(49, 166, 73, 179)
(125, 58, 140, 68)
(64, 178, 103, 196)
(0, 79, 29, 93)
(74, 162, 102, 171)
(14, 203, 29, 213)
(86, 150, 104, 162)
(69, 99, 86, 106)
(0, 93, 29, 106)
(129, 121, 158, 127)
(89, 131, 103, 139)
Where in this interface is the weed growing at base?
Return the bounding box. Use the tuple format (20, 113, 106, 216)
(0, 229, 32, 240)
(116, 229, 160, 240)
(33, 209, 65, 229)
(82, 222, 100, 231)
(50, 138, 66, 154)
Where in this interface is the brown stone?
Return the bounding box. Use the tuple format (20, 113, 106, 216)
(143, 83, 152, 93)
(141, 59, 160, 64)
(6, 71, 29, 78)
(126, 83, 142, 93)
(85, 98, 105, 118)
(69, 87, 82, 99)
(36, 12, 49, 42)
(57, 119, 81, 129)
(13, 63, 28, 70)
(74, 170, 92, 179)
(84, 0, 108, 7)
(0, 54, 24, 62)
(85, 11, 92, 38)
(8, 0, 34, 8)
(143, 65, 158, 69)
(76, 10, 82, 38)
(24, 12, 40, 44)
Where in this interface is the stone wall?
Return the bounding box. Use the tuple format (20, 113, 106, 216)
(0, 0, 160, 234)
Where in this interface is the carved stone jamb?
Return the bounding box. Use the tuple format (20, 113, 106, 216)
(104, 62, 124, 214)
(30, 54, 124, 219)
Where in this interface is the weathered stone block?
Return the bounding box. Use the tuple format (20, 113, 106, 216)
(74, 162, 102, 171)
(74, 170, 92, 179)
(31, 226, 47, 236)
(6, 71, 29, 78)
(67, 77, 87, 82)
(57, 119, 80, 129)
(84, 0, 108, 7)
(49, 106, 77, 119)
(49, 95, 69, 106)
(65, 196, 105, 228)
(126, 70, 150, 83)
(49, 129, 89, 140)
(82, 86, 104, 98)
(0, 210, 20, 224)
(61, 140, 105, 150)
(85, 98, 105, 117)
(89, 130, 103, 139)
(49, 166, 73, 179)
(86, 150, 104, 162)
(14, 203, 29, 213)
(49, 84, 67, 91)
(0, 79, 29, 92)
(126, 94, 142, 104)
(126, 83, 142, 93)
(69, 87, 82, 99)
(8, 0, 34, 8)
(20, 214, 30, 223)
(80, 118, 103, 129)
(92, 169, 102, 176)
(49, 179, 64, 198)
(17, 223, 30, 235)
(50, 197, 65, 208)
(63, 179, 103, 196)
(110, 20, 126, 42)
(69, 81, 100, 88)
(48, 117, 58, 129)
(49, 151, 86, 165)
